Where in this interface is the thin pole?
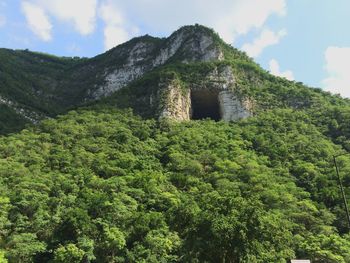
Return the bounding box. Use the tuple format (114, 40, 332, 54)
(333, 156, 350, 231)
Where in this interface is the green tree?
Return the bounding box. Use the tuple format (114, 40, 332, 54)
(53, 244, 85, 263)
(6, 233, 46, 263)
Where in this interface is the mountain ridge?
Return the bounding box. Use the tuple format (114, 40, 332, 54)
(0, 24, 348, 134)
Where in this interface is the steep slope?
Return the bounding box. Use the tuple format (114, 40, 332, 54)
(1, 25, 350, 262)
(1, 25, 240, 133)
(0, 108, 350, 262)
(0, 49, 83, 133)
(5, 24, 344, 133)
(100, 58, 349, 122)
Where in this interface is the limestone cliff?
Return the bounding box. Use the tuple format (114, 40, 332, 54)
(158, 65, 253, 121)
(90, 25, 226, 99)
(88, 25, 255, 122)
(4, 24, 316, 134)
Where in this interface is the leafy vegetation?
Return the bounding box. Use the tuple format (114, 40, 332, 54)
(2, 25, 350, 262)
(0, 48, 85, 133)
(0, 107, 350, 262)
(0, 105, 29, 135)
(0, 48, 83, 112)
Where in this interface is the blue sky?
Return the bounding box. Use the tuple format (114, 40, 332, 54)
(1, 0, 350, 97)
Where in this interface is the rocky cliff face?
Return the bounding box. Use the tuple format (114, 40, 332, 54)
(91, 25, 225, 99)
(86, 25, 253, 122)
(0, 95, 44, 123)
(0, 25, 258, 134)
(159, 80, 191, 121)
(218, 91, 253, 121)
(158, 65, 253, 121)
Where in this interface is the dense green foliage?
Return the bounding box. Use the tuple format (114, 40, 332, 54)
(0, 108, 350, 262)
(0, 105, 28, 135)
(0, 49, 83, 112)
(2, 24, 350, 262)
(0, 48, 85, 133)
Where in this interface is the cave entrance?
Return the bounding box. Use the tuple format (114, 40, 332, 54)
(190, 89, 221, 121)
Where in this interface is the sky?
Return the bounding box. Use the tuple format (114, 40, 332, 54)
(0, 0, 350, 97)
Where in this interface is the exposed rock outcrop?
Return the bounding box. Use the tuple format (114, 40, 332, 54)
(0, 96, 45, 123)
(0, 24, 257, 135)
(91, 26, 226, 99)
(159, 81, 191, 121)
(159, 65, 253, 121)
(218, 91, 253, 121)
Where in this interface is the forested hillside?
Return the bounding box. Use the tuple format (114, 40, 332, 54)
(0, 48, 85, 133)
(1, 25, 350, 262)
(0, 107, 350, 262)
(3, 25, 348, 135)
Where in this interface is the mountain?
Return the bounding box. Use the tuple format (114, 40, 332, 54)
(0, 25, 228, 132)
(1, 25, 350, 262)
(1, 24, 347, 134)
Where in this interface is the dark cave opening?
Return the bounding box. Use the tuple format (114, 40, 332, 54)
(190, 89, 221, 121)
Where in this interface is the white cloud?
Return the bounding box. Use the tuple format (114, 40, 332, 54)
(215, 0, 286, 43)
(242, 28, 287, 58)
(103, 25, 129, 50)
(101, 0, 286, 44)
(269, 59, 294, 80)
(99, 0, 139, 50)
(99, 1, 124, 26)
(0, 14, 6, 27)
(21, 0, 97, 37)
(36, 0, 98, 35)
(19, 0, 287, 48)
(67, 43, 81, 54)
(21, 1, 52, 41)
(322, 46, 350, 98)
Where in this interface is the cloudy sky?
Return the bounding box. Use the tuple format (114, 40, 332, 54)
(0, 0, 349, 97)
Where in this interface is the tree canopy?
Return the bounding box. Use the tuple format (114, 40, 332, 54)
(0, 107, 350, 262)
